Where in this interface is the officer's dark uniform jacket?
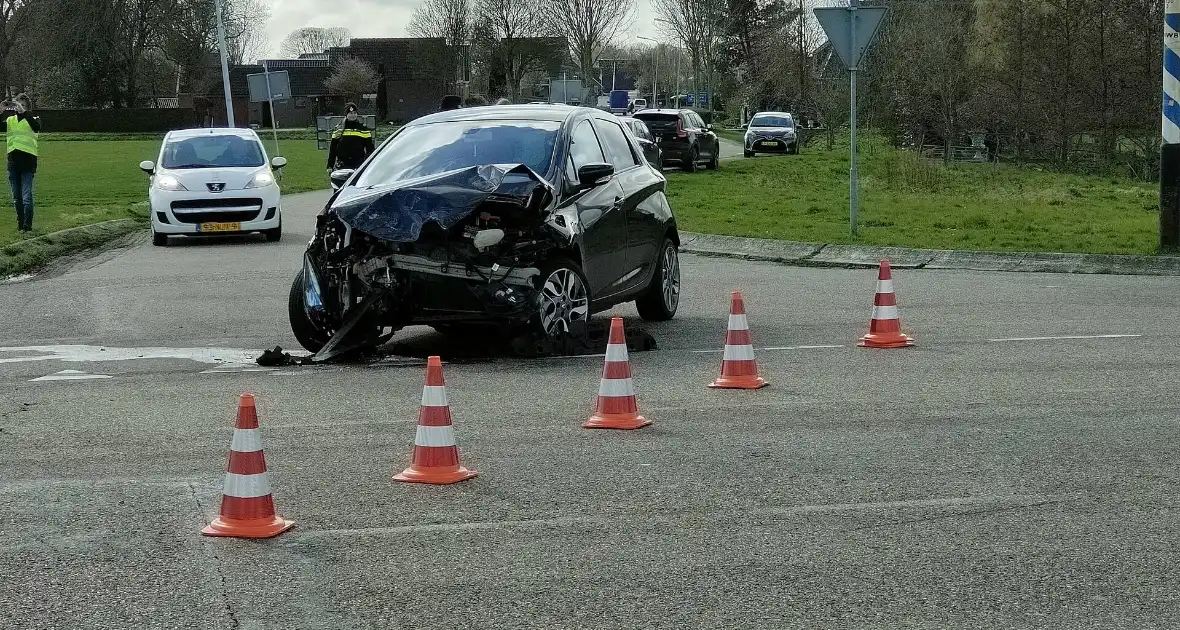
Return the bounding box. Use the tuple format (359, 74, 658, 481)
(326, 118, 375, 170)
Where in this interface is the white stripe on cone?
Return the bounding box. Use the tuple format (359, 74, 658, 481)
(876, 279, 895, 294)
(871, 305, 899, 320)
(229, 428, 263, 453)
(605, 343, 628, 362)
(723, 344, 756, 361)
(727, 314, 749, 331)
(223, 472, 273, 499)
(598, 377, 636, 398)
(421, 385, 448, 407)
(414, 424, 457, 447)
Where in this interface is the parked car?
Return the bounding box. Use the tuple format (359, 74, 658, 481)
(139, 128, 286, 246)
(632, 109, 720, 172)
(619, 116, 662, 168)
(744, 111, 799, 156)
(288, 104, 682, 357)
(632, 98, 648, 111)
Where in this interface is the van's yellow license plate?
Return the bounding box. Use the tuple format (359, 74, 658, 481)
(198, 222, 240, 233)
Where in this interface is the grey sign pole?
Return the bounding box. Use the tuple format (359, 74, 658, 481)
(849, 0, 859, 235)
(814, 2, 886, 236)
(263, 60, 281, 157)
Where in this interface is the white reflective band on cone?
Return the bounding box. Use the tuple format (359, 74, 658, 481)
(229, 428, 263, 453)
(605, 343, 629, 362)
(598, 377, 636, 397)
(414, 424, 457, 447)
(727, 314, 749, 331)
(876, 279, 895, 294)
(723, 344, 756, 361)
(871, 305, 899, 320)
(421, 385, 449, 407)
(223, 472, 272, 498)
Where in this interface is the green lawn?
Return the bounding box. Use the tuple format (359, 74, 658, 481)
(0, 135, 1162, 256)
(666, 138, 1159, 255)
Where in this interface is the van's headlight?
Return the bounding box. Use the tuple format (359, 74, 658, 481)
(245, 171, 276, 189)
(155, 174, 187, 191)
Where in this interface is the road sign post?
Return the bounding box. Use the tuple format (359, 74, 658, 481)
(247, 67, 290, 158)
(1161, 0, 1180, 250)
(815, 1, 887, 236)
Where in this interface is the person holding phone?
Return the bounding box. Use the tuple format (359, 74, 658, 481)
(5, 93, 40, 232)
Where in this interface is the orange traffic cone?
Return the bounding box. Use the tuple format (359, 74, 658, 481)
(394, 356, 478, 484)
(202, 394, 294, 538)
(584, 317, 651, 430)
(859, 260, 915, 349)
(709, 292, 768, 389)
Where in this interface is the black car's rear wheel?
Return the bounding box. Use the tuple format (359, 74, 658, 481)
(706, 145, 719, 170)
(536, 258, 591, 336)
(288, 269, 332, 353)
(682, 145, 698, 172)
(636, 238, 680, 321)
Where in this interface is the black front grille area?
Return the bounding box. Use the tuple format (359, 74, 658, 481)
(171, 197, 263, 210)
(172, 210, 262, 224)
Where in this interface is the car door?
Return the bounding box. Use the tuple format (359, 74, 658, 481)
(563, 118, 627, 298)
(693, 112, 718, 158)
(593, 116, 665, 295)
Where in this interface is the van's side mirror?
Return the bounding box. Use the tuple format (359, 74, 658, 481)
(577, 162, 614, 190)
(139, 160, 155, 174)
(330, 168, 354, 190)
(271, 156, 288, 169)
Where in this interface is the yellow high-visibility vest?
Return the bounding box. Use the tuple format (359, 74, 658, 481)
(5, 116, 38, 157)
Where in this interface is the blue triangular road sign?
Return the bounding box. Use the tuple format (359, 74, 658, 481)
(814, 6, 888, 70)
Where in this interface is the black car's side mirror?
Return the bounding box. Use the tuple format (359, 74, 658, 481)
(330, 169, 354, 190)
(577, 162, 614, 190)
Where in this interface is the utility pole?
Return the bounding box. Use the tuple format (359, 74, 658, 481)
(799, 0, 806, 105)
(214, 0, 234, 127)
(1162, 0, 1180, 250)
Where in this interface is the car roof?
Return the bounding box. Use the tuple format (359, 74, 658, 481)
(167, 127, 260, 140)
(634, 109, 685, 115)
(409, 104, 584, 126)
(752, 111, 793, 118)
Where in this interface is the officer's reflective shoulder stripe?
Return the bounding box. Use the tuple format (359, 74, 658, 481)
(342, 129, 372, 138)
(331, 128, 343, 139)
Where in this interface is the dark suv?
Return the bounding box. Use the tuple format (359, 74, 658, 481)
(633, 109, 720, 172)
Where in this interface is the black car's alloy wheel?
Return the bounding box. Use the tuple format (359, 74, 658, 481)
(636, 238, 680, 321)
(682, 146, 698, 172)
(537, 259, 590, 336)
(288, 269, 332, 353)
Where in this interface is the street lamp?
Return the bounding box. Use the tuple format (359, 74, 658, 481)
(213, 0, 234, 126)
(637, 35, 657, 108)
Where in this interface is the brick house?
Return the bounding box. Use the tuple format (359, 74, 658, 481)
(346, 38, 453, 123)
(187, 59, 344, 128)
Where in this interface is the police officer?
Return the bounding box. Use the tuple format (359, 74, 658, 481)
(5, 93, 40, 232)
(326, 102, 374, 172)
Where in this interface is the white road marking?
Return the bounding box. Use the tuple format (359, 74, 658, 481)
(30, 370, 113, 382)
(0, 345, 261, 366)
(691, 345, 843, 354)
(199, 363, 277, 374)
(987, 334, 1141, 343)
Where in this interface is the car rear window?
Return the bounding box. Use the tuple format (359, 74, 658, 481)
(634, 113, 679, 130)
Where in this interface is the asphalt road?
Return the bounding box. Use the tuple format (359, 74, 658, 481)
(2, 186, 1180, 629)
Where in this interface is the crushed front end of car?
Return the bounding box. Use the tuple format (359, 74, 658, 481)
(292, 163, 577, 361)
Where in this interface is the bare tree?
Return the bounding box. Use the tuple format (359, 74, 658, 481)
(408, 0, 471, 88)
(474, 0, 552, 100)
(280, 26, 351, 57)
(652, 0, 725, 106)
(539, 0, 634, 101)
(325, 57, 379, 102)
(223, 0, 270, 64)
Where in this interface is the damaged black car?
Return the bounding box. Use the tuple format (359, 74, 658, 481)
(289, 105, 682, 359)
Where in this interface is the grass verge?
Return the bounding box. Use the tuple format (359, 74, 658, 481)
(664, 136, 1159, 255)
(1, 218, 145, 277)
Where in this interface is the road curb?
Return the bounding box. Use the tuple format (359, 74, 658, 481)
(1, 218, 146, 278)
(678, 231, 1180, 276)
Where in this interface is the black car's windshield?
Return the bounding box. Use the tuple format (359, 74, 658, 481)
(355, 120, 561, 187)
(162, 135, 265, 169)
(750, 116, 793, 128)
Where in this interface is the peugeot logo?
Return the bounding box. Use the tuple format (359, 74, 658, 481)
(207, 183, 225, 193)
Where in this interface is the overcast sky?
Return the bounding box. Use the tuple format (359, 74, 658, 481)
(262, 0, 663, 58)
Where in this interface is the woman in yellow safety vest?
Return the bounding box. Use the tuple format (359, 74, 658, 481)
(4, 93, 40, 232)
